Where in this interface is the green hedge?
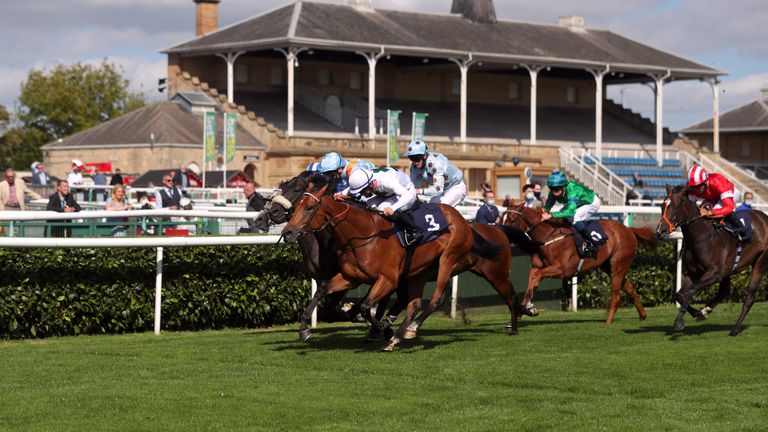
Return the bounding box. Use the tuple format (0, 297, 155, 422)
(575, 242, 768, 309)
(2, 241, 763, 339)
(0, 245, 309, 339)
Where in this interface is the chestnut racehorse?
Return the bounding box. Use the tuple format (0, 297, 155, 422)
(656, 186, 768, 336)
(282, 183, 532, 351)
(505, 203, 658, 323)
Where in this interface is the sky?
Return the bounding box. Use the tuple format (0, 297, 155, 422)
(1, 0, 767, 131)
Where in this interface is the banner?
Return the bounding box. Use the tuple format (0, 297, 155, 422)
(411, 112, 428, 141)
(387, 109, 401, 166)
(204, 111, 217, 162)
(224, 113, 237, 163)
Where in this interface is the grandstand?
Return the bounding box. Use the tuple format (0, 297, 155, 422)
(583, 156, 685, 200)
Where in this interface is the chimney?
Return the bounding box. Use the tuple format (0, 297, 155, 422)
(194, 0, 220, 36)
(559, 15, 586, 32)
(451, 0, 497, 24)
(762, 85, 768, 102)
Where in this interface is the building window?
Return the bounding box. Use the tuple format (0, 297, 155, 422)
(234, 64, 249, 84)
(741, 141, 750, 158)
(566, 86, 579, 104)
(451, 79, 460, 96)
(318, 69, 331, 86)
(270, 67, 284, 86)
(509, 82, 520, 100)
(349, 71, 362, 90)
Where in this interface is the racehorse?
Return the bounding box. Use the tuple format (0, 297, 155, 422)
(260, 171, 408, 342)
(281, 180, 534, 351)
(505, 203, 658, 324)
(656, 186, 768, 336)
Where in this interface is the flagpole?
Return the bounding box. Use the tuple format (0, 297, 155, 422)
(223, 114, 227, 190)
(202, 112, 208, 188)
(412, 112, 416, 138)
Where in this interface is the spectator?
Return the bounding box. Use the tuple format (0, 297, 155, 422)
(92, 167, 108, 201)
(239, 181, 266, 234)
(46, 180, 81, 237)
(156, 174, 182, 209)
(176, 164, 191, 189)
(105, 184, 131, 237)
(502, 194, 511, 208)
(66, 159, 84, 186)
(533, 182, 543, 201)
(522, 184, 542, 208)
(30, 162, 51, 185)
(736, 192, 754, 212)
(110, 168, 124, 186)
(475, 191, 500, 225)
(1, 168, 43, 212)
(633, 172, 644, 188)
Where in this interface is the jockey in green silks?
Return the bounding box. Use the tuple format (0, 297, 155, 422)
(541, 171, 602, 257)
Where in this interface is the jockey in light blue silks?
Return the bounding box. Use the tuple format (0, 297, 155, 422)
(319, 152, 376, 193)
(405, 140, 466, 207)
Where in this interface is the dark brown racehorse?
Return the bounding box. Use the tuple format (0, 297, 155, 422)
(282, 183, 531, 351)
(505, 203, 658, 323)
(656, 186, 768, 336)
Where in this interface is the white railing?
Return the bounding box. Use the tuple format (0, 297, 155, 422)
(559, 147, 630, 205)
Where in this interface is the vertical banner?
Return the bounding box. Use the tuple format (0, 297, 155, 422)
(387, 109, 401, 166)
(224, 113, 237, 164)
(204, 111, 217, 162)
(411, 112, 428, 141)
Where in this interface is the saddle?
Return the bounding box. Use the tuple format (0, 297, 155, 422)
(571, 220, 608, 259)
(394, 203, 448, 248)
(720, 211, 753, 243)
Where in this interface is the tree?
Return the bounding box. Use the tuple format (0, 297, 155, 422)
(0, 105, 28, 169)
(14, 60, 145, 166)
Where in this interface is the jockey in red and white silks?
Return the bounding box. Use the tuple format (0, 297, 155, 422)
(686, 165, 736, 218)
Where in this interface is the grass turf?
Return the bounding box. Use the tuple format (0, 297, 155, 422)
(1, 304, 767, 431)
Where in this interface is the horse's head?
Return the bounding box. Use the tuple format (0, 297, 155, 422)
(505, 204, 545, 231)
(281, 184, 333, 242)
(262, 171, 336, 228)
(656, 185, 692, 239)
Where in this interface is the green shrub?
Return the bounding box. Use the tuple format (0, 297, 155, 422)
(574, 242, 767, 309)
(0, 245, 309, 339)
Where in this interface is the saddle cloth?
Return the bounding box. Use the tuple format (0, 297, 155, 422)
(572, 220, 608, 258)
(394, 202, 449, 248)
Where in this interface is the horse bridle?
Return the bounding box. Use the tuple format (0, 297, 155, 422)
(507, 209, 567, 244)
(291, 191, 350, 237)
(660, 194, 705, 233)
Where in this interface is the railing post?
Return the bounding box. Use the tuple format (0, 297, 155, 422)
(676, 238, 683, 308)
(154, 246, 163, 335)
(311, 279, 318, 328)
(450, 275, 459, 319)
(571, 275, 578, 312)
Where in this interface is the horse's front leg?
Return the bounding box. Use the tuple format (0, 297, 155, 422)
(674, 270, 721, 332)
(698, 277, 731, 320)
(300, 274, 354, 341)
(523, 262, 563, 316)
(358, 275, 397, 343)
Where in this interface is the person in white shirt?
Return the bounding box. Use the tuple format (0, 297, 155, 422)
(66, 159, 84, 186)
(347, 167, 422, 244)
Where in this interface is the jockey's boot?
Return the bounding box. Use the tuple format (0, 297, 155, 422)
(388, 210, 423, 246)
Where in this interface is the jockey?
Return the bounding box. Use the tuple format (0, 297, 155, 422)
(687, 165, 751, 241)
(541, 171, 602, 257)
(306, 162, 321, 172)
(348, 167, 423, 245)
(319, 152, 376, 193)
(405, 140, 466, 207)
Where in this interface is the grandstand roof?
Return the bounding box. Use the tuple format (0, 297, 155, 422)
(42, 101, 265, 150)
(163, 1, 722, 78)
(684, 99, 768, 133)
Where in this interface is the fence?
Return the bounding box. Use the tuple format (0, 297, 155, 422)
(0, 206, 689, 334)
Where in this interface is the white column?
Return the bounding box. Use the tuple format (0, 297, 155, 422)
(357, 49, 385, 139)
(450, 56, 476, 143)
(649, 70, 671, 166)
(154, 246, 163, 335)
(276, 47, 308, 137)
(215, 51, 246, 104)
(523, 65, 545, 145)
(588, 67, 609, 162)
(706, 79, 721, 153)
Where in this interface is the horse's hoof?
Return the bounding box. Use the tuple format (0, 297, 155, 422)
(639, 314, 648, 322)
(383, 327, 394, 340)
(528, 307, 539, 317)
(299, 330, 311, 342)
(729, 328, 741, 337)
(509, 328, 518, 336)
(673, 321, 685, 332)
(403, 329, 417, 340)
(380, 337, 399, 352)
(364, 331, 381, 343)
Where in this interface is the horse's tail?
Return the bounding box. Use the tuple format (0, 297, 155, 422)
(470, 227, 503, 261)
(495, 224, 542, 255)
(630, 227, 660, 248)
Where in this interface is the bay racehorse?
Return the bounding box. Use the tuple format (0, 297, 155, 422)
(656, 185, 768, 336)
(261, 171, 410, 342)
(282, 181, 534, 351)
(505, 203, 658, 323)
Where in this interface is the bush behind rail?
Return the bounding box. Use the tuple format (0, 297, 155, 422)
(0, 245, 309, 339)
(1, 242, 764, 338)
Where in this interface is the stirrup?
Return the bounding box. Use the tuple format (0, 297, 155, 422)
(405, 228, 423, 246)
